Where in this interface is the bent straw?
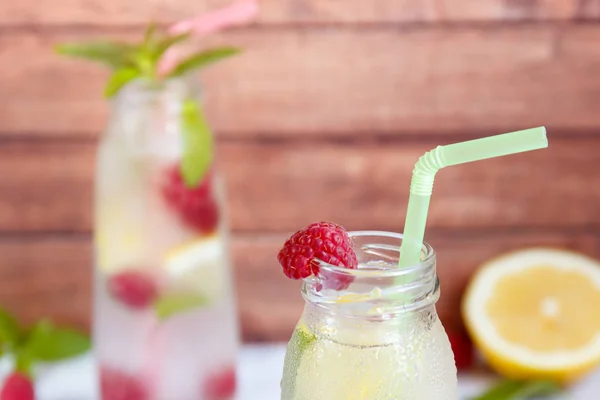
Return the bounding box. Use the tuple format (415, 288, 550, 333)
(398, 127, 548, 268)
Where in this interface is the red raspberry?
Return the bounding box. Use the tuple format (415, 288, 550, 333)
(202, 365, 236, 400)
(100, 367, 148, 400)
(277, 222, 358, 290)
(161, 166, 219, 235)
(0, 372, 34, 400)
(447, 330, 475, 370)
(108, 270, 158, 310)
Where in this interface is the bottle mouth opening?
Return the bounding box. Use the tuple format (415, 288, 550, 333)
(114, 77, 198, 103)
(315, 231, 435, 279)
(301, 231, 439, 313)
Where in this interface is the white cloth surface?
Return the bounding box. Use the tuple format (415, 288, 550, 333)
(5, 344, 597, 399)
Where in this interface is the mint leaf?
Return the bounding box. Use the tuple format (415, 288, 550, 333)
(14, 350, 33, 377)
(153, 292, 208, 320)
(472, 380, 524, 400)
(295, 325, 316, 354)
(143, 22, 157, 48)
(167, 47, 239, 78)
(104, 67, 140, 97)
(137, 25, 190, 76)
(472, 379, 561, 400)
(152, 33, 190, 61)
(180, 99, 214, 187)
(140, 32, 190, 77)
(0, 308, 21, 351)
(24, 320, 91, 362)
(516, 380, 561, 398)
(55, 41, 136, 69)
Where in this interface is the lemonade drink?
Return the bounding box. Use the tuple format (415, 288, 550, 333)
(280, 231, 458, 400)
(278, 129, 548, 400)
(94, 79, 238, 400)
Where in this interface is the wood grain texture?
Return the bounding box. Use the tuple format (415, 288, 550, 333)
(0, 141, 94, 232)
(1, 231, 598, 342)
(0, 237, 92, 331)
(0, 0, 589, 26)
(1, 138, 598, 233)
(3, 0, 600, 345)
(578, 0, 600, 18)
(3, 26, 600, 137)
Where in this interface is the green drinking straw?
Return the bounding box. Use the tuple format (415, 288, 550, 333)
(398, 126, 548, 268)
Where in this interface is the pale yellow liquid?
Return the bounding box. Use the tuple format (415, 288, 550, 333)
(281, 309, 458, 400)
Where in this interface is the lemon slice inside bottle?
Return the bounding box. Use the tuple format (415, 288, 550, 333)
(163, 234, 227, 303)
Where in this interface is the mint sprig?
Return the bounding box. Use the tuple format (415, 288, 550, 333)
(56, 23, 233, 189)
(0, 308, 91, 377)
(472, 379, 561, 400)
(55, 24, 239, 98)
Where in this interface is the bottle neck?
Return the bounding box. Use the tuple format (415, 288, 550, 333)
(298, 231, 440, 337)
(110, 77, 200, 122)
(113, 77, 198, 104)
(104, 77, 201, 159)
(301, 273, 440, 320)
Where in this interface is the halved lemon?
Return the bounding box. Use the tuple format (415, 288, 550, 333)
(462, 248, 600, 383)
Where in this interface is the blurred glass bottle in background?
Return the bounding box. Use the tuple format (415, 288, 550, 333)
(93, 76, 239, 400)
(58, 4, 257, 397)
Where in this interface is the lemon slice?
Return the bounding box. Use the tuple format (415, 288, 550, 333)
(95, 206, 147, 273)
(163, 235, 226, 302)
(462, 248, 600, 383)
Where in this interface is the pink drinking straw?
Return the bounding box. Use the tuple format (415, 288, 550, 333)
(146, 2, 257, 385)
(157, 0, 258, 77)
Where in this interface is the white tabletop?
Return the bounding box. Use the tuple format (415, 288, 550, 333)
(10, 344, 599, 399)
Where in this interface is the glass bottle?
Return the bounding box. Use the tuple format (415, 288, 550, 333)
(94, 77, 239, 400)
(281, 231, 458, 400)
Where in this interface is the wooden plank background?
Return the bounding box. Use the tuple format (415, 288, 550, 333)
(1, 0, 600, 342)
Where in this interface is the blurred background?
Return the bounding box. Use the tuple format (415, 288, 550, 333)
(1, 0, 599, 358)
